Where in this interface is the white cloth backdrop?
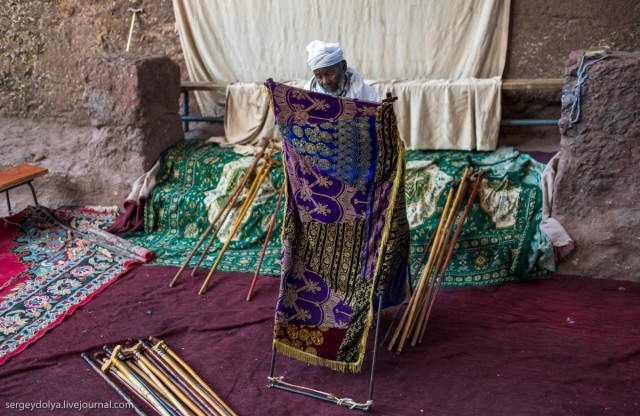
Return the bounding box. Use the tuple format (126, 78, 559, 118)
(173, 0, 511, 150)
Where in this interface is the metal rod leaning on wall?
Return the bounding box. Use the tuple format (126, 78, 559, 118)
(246, 182, 286, 301)
(81, 353, 148, 416)
(198, 146, 275, 295)
(170, 139, 270, 287)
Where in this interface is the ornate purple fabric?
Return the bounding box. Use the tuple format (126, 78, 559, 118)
(266, 81, 410, 372)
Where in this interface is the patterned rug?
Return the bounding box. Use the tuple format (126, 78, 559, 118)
(266, 80, 410, 372)
(0, 206, 154, 366)
(125, 140, 286, 276)
(406, 147, 554, 287)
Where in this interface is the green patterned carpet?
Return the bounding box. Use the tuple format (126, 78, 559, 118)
(125, 141, 554, 286)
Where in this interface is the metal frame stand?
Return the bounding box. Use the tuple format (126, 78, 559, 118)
(267, 295, 383, 412)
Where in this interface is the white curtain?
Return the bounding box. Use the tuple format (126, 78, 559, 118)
(173, 0, 511, 150)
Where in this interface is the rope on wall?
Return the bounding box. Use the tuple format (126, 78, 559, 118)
(568, 46, 611, 126)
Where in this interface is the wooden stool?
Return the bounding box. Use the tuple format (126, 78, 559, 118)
(0, 164, 48, 214)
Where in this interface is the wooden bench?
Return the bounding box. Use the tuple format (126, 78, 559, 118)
(0, 164, 48, 214)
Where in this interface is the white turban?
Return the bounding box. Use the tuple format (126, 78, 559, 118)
(306, 40, 344, 71)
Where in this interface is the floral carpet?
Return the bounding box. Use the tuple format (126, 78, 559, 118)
(0, 206, 153, 366)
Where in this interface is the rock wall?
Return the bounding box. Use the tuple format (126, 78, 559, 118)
(0, 54, 184, 216)
(0, 0, 182, 123)
(553, 51, 640, 280)
(76, 53, 184, 201)
(1, 0, 638, 124)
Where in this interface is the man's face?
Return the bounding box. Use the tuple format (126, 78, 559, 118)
(313, 61, 346, 93)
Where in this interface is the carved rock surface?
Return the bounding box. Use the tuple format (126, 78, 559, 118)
(554, 50, 640, 280)
(74, 53, 184, 206)
(0, 54, 184, 216)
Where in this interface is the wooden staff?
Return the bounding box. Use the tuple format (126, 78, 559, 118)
(125, 8, 144, 52)
(246, 181, 285, 301)
(141, 341, 228, 416)
(388, 166, 472, 353)
(409, 168, 473, 346)
(136, 341, 221, 416)
(417, 170, 488, 344)
(126, 343, 206, 416)
(102, 347, 180, 416)
(190, 141, 274, 278)
(391, 176, 457, 354)
(410, 229, 438, 289)
(382, 229, 437, 346)
(190, 145, 275, 280)
(170, 139, 270, 287)
(150, 337, 237, 416)
(126, 355, 193, 416)
(198, 152, 274, 295)
(387, 182, 457, 352)
(98, 353, 179, 415)
(408, 168, 471, 338)
(82, 353, 148, 416)
(145, 341, 231, 416)
(101, 346, 173, 416)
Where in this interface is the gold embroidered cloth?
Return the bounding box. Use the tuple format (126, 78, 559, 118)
(267, 81, 410, 372)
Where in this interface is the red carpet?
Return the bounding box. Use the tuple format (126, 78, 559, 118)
(0, 265, 638, 415)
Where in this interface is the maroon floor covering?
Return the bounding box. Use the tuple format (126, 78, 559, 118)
(1, 265, 638, 415)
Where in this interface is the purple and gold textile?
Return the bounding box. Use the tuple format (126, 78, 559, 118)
(266, 81, 409, 372)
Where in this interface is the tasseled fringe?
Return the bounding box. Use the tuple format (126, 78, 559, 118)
(273, 341, 365, 373)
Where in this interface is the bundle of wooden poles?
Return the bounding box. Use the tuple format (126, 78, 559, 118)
(386, 166, 488, 354)
(170, 138, 286, 299)
(82, 337, 236, 416)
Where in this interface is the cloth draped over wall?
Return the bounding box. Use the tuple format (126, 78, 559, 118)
(173, 0, 510, 150)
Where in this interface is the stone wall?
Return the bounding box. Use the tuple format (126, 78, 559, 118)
(0, 0, 182, 123)
(1, 0, 638, 124)
(553, 51, 639, 280)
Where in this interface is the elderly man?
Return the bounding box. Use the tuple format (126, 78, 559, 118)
(304, 40, 381, 102)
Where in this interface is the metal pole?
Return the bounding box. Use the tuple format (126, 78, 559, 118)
(500, 119, 559, 126)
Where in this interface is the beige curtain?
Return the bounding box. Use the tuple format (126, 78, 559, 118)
(173, 0, 510, 149)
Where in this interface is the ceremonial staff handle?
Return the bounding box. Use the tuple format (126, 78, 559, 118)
(145, 343, 230, 416)
(101, 346, 173, 416)
(127, 343, 206, 416)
